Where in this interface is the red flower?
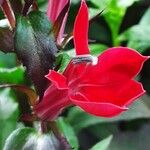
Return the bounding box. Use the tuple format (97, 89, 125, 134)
(35, 0, 149, 121)
(47, 0, 70, 45)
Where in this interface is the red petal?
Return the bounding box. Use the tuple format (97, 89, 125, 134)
(73, 0, 90, 55)
(81, 47, 148, 85)
(45, 70, 68, 89)
(76, 80, 145, 106)
(57, 12, 68, 45)
(47, 0, 68, 23)
(47, 0, 70, 45)
(70, 94, 127, 118)
(63, 60, 88, 84)
(34, 85, 70, 121)
(35, 70, 70, 120)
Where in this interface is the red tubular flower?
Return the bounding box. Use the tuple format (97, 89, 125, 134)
(47, 0, 70, 45)
(35, 0, 149, 121)
(47, 0, 68, 23)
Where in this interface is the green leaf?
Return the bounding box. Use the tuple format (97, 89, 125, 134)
(3, 128, 35, 150)
(37, 0, 48, 11)
(117, 0, 139, 8)
(90, 0, 139, 46)
(57, 117, 79, 150)
(66, 49, 76, 58)
(66, 44, 107, 58)
(140, 8, 150, 25)
(15, 11, 58, 97)
(56, 44, 107, 73)
(90, 135, 113, 150)
(56, 53, 71, 73)
(28, 11, 52, 34)
(0, 66, 25, 84)
(71, 0, 80, 5)
(127, 26, 150, 52)
(88, 123, 118, 139)
(89, 44, 108, 56)
(120, 8, 150, 53)
(120, 25, 150, 53)
(4, 127, 61, 150)
(68, 100, 150, 132)
(0, 51, 16, 68)
(55, 44, 107, 73)
(0, 88, 19, 149)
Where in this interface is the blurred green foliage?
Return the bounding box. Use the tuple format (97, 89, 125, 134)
(0, 88, 19, 149)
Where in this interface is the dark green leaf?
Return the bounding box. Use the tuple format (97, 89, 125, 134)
(57, 117, 79, 150)
(28, 11, 52, 34)
(88, 123, 118, 139)
(15, 11, 58, 97)
(90, 135, 113, 150)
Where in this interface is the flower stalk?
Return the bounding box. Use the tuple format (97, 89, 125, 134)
(1, 0, 15, 29)
(22, 0, 34, 16)
(40, 121, 48, 134)
(32, 0, 38, 11)
(49, 121, 72, 150)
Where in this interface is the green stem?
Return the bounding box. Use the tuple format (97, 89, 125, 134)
(112, 31, 120, 46)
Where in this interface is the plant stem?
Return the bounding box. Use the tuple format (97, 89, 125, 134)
(40, 121, 48, 133)
(32, 0, 38, 11)
(49, 121, 72, 150)
(1, 0, 15, 29)
(22, 0, 34, 16)
(112, 33, 120, 47)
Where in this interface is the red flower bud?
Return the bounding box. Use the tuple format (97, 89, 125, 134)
(47, 0, 70, 45)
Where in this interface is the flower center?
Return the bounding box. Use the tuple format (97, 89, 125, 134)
(72, 54, 98, 65)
